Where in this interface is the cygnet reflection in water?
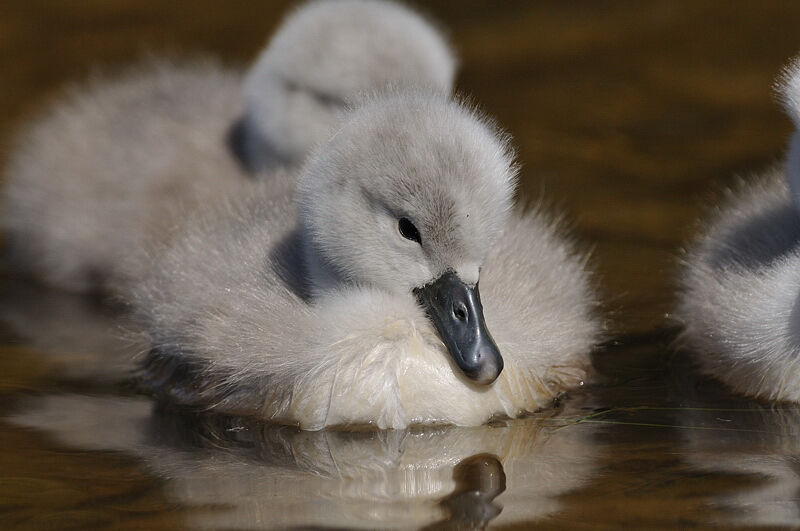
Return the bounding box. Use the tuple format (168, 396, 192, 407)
(9, 394, 600, 529)
(675, 368, 800, 527)
(425, 453, 506, 529)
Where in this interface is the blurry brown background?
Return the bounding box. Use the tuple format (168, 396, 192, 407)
(3, 1, 800, 335)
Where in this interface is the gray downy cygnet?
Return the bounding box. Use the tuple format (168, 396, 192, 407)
(2, 0, 456, 293)
(677, 54, 800, 403)
(134, 91, 602, 430)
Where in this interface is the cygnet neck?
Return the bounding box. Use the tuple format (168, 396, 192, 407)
(298, 218, 350, 300)
(227, 114, 289, 173)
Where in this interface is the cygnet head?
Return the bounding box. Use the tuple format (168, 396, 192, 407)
(779, 55, 800, 208)
(298, 92, 517, 385)
(237, 0, 456, 171)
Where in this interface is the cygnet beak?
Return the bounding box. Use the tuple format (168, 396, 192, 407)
(414, 271, 503, 385)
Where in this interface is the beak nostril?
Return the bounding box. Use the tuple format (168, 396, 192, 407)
(453, 302, 468, 322)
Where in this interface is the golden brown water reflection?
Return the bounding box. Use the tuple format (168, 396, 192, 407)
(4, 1, 800, 528)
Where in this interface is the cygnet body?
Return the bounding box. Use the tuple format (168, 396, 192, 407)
(676, 57, 800, 402)
(134, 92, 602, 430)
(1, 0, 455, 293)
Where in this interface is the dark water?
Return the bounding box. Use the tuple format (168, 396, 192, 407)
(2, 278, 800, 529)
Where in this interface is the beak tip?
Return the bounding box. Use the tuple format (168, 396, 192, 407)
(469, 346, 503, 385)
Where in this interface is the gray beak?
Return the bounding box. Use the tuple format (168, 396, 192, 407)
(414, 271, 503, 385)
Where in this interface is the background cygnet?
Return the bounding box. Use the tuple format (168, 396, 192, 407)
(236, 0, 456, 171)
(1, 0, 456, 293)
(676, 56, 800, 402)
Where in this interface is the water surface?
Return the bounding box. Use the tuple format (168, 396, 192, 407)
(2, 279, 800, 529)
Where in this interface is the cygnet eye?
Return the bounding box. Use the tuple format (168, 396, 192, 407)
(398, 217, 422, 244)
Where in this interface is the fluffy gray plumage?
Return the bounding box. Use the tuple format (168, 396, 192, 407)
(676, 57, 800, 402)
(1, 0, 455, 292)
(3, 60, 248, 292)
(240, 0, 456, 169)
(132, 92, 602, 430)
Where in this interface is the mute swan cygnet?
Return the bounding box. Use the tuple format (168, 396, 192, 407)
(236, 0, 456, 171)
(1, 0, 455, 293)
(134, 92, 602, 430)
(676, 57, 800, 403)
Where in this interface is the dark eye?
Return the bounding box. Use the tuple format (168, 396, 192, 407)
(398, 217, 421, 244)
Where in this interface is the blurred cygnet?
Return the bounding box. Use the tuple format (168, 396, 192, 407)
(1, 0, 455, 293)
(234, 0, 456, 170)
(676, 55, 800, 403)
